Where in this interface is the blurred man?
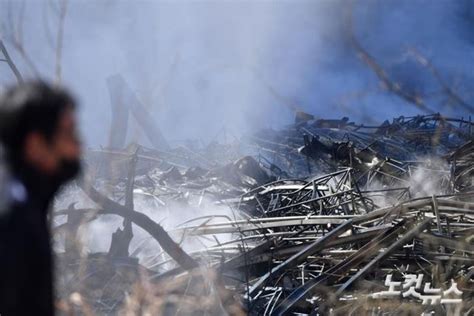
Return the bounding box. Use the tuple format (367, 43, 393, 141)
(0, 82, 81, 315)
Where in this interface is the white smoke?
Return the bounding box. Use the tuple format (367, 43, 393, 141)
(52, 184, 236, 269)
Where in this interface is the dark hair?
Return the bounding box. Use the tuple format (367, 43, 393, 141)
(0, 81, 76, 164)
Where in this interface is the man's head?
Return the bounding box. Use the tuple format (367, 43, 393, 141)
(0, 82, 81, 183)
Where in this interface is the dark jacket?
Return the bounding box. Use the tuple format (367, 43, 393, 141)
(0, 166, 57, 316)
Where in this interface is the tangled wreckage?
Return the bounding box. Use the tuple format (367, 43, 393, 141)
(53, 77, 474, 315)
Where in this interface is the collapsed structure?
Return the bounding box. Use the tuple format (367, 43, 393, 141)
(53, 77, 474, 315)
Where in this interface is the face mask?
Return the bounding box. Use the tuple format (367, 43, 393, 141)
(54, 158, 81, 185)
(10, 157, 81, 202)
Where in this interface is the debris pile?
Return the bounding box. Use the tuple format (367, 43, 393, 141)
(245, 114, 470, 190)
(53, 104, 474, 315)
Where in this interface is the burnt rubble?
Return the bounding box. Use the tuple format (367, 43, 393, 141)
(53, 103, 474, 315)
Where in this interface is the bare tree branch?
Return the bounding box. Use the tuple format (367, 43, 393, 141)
(78, 176, 200, 271)
(5, 1, 40, 77)
(42, 0, 56, 50)
(407, 48, 474, 113)
(0, 39, 24, 84)
(54, 0, 68, 84)
(345, 3, 435, 114)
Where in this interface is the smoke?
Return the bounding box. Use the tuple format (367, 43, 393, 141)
(0, 0, 471, 149)
(0, 1, 470, 255)
(364, 156, 452, 210)
(406, 157, 451, 198)
(52, 184, 235, 269)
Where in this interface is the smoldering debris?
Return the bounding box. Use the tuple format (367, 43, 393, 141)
(53, 107, 474, 315)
